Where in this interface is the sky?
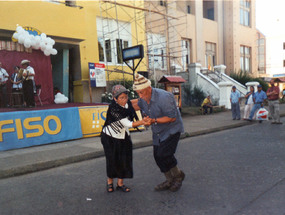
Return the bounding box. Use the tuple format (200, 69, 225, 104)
(256, 0, 285, 36)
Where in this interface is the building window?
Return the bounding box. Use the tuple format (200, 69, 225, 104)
(283, 42, 285, 50)
(105, 39, 112, 62)
(283, 60, 285, 67)
(240, 0, 250, 26)
(65, 0, 76, 7)
(98, 38, 112, 63)
(203, 0, 215, 21)
(240, 45, 251, 72)
(160, 1, 166, 7)
(116, 39, 129, 64)
(147, 33, 166, 70)
(257, 38, 265, 73)
(116, 39, 123, 64)
(97, 17, 132, 65)
(98, 38, 104, 62)
(205, 42, 216, 70)
(161, 50, 164, 69)
(182, 39, 191, 71)
(187, 5, 191, 14)
(177, 1, 194, 15)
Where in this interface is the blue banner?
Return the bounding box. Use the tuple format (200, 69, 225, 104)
(0, 107, 82, 151)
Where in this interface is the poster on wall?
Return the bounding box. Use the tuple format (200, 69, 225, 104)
(88, 62, 106, 87)
(94, 63, 106, 87)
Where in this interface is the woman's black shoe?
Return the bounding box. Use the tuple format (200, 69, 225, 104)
(116, 184, 130, 192)
(107, 183, 114, 193)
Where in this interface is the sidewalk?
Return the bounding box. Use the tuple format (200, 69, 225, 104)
(1, 104, 284, 179)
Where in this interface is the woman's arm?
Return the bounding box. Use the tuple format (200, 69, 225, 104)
(120, 118, 145, 128)
(132, 119, 145, 128)
(245, 92, 251, 98)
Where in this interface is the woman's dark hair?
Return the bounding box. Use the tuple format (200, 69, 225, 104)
(14, 66, 20, 70)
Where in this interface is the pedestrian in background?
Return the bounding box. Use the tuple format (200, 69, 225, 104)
(131, 74, 185, 192)
(243, 86, 255, 120)
(201, 95, 213, 115)
(101, 85, 149, 193)
(248, 85, 267, 122)
(0, 61, 9, 108)
(267, 79, 282, 124)
(230, 86, 241, 120)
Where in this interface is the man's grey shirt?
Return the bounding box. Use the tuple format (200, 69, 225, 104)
(138, 88, 184, 146)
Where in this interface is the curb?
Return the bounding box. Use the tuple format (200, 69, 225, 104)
(0, 121, 252, 180)
(2, 112, 285, 179)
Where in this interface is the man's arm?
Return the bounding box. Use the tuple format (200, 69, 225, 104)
(266, 89, 273, 96)
(130, 99, 140, 111)
(209, 98, 212, 105)
(267, 88, 279, 96)
(144, 116, 176, 125)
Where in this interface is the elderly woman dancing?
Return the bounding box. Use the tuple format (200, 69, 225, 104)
(101, 85, 148, 193)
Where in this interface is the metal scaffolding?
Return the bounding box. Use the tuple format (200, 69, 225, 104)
(98, 0, 190, 83)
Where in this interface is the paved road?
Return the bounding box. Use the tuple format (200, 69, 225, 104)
(0, 118, 284, 215)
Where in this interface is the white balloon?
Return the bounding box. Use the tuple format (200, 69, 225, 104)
(41, 33, 47, 39)
(51, 48, 58, 55)
(13, 32, 19, 39)
(35, 35, 41, 42)
(29, 34, 35, 40)
(46, 44, 52, 51)
(44, 49, 50, 56)
(30, 39, 36, 47)
(50, 39, 55, 46)
(32, 44, 40, 50)
(16, 26, 24, 33)
(23, 31, 29, 37)
(46, 37, 52, 44)
(40, 41, 46, 50)
(35, 36, 41, 46)
(18, 35, 25, 44)
(42, 37, 49, 44)
(24, 39, 32, 48)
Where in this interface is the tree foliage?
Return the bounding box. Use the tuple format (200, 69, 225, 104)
(230, 70, 268, 92)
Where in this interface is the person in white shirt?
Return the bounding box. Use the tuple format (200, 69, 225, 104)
(21, 59, 35, 107)
(101, 85, 149, 193)
(10, 66, 23, 91)
(0, 61, 9, 107)
(243, 86, 255, 120)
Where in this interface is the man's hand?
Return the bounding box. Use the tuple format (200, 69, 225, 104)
(143, 116, 152, 126)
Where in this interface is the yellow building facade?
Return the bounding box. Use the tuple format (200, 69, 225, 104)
(0, 0, 147, 103)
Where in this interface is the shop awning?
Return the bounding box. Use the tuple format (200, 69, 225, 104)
(274, 77, 285, 82)
(158, 75, 186, 83)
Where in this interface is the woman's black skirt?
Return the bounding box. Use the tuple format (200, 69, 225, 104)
(101, 132, 133, 179)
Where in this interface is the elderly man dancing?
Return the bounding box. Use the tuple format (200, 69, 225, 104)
(131, 74, 185, 192)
